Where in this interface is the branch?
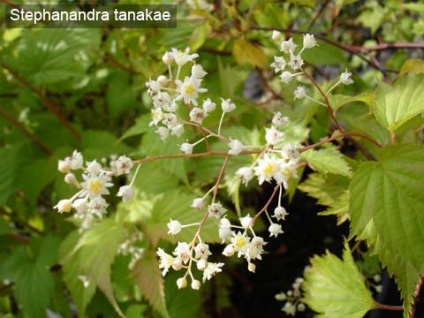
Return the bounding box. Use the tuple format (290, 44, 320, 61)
(0, 107, 52, 155)
(410, 276, 423, 318)
(1, 64, 81, 140)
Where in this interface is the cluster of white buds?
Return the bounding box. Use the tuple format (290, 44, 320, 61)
(117, 230, 145, 269)
(187, 0, 213, 12)
(55, 151, 138, 231)
(369, 273, 383, 294)
(157, 240, 224, 290)
(275, 276, 307, 316)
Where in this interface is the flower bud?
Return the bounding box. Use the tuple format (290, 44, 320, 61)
(176, 277, 187, 289)
(191, 279, 201, 290)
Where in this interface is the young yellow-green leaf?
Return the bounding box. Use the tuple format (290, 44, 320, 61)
(300, 147, 352, 177)
(299, 172, 350, 224)
(132, 251, 169, 318)
(349, 144, 424, 315)
(232, 39, 268, 69)
(329, 91, 375, 112)
(373, 74, 424, 131)
(400, 59, 424, 75)
(303, 243, 375, 318)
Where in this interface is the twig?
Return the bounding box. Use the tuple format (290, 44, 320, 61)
(1, 64, 81, 140)
(410, 276, 423, 318)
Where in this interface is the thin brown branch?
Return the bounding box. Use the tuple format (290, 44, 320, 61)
(251, 184, 280, 223)
(1, 64, 81, 140)
(374, 302, 404, 312)
(410, 276, 423, 318)
(0, 107, 52, 155)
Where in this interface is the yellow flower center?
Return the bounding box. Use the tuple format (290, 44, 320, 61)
(88, 178, 104, 195)
(234, 236, 248, 249)
(183, 83, 196, 96)
(263, 162, 276, 176)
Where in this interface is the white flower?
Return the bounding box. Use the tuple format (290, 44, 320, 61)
(282, 302, 296, 316)
(72, 198, 89, 213)
(248, 262, 256, 273)
(170, 124, 184, 137)
(265, 126, 284, 145)
(153, 91, 173, 109)
(288, 54, 304, 70)
(254, 154, 281, 185)
(150, 108, 164, 126)
(207, 202, 227, 219)
(280, 38, 297, 54)
(294, 85, 307, 99)
(231, 232, 250, 256)
(280, 71, 294, 84)
(173, 242, 191, 263)
(171, 47, 199, 66)
(275, 292, 287, 301)
(246, 236, 266, 261)
(219, 218, 232, 242)
(222, 244, 235, 257)
(81, 174, 112, 198)
(167, 219, 182, 235)
(85, 160, 103, 176)
(303, 33, 317, 49)
(191, 279, 201, 290)
(157, 248, 174, 276)
(273, 206, 289, 221)
(197, 259, 207, 271)
(191, 64, 207, 79)
(228, 139, 244, 155)
(202, 262, 224, 282)
(272, 112, 289, 128)
(55, 199, 73, 213)
(297, 303, 306, 312)
(194, 243, 211, 260)
(191, 197, 206, 209)
(270, 56, 287, 73)
(157, 75, 168, 86)
(113, 155, 133, 175)
(187, 0, 214, 12)
(177, 277, 187, 289)
(88, 196, 108, 215)
(180, 142, 194, 155)
(236, 167, 254, 185)
(162, 113, 178, 128)
(240, 215, 252, 228)
(64, 173, 78, 186)
(189, 107, 206, 124)
(272, 30, 283, 42)
(340, 70, 354, 85)
(156, 127, 169, 141)
(117, 185, 134, 202)
(162, 51, 174, 65)
(221, 98, 236, 113)
(70, 150, 83, 170)
(269, 223, 284, 237)
(175, 77, 207, 106)
(146, 78, 161, 95)
(58, 159, 71, 173)
(202, 98, 216, 113)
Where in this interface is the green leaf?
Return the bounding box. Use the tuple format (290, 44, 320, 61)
(400, 59, 424, 75)
(132, 251, 169, 318)
(329, 91, 375, 112)
(373, 74, 424, 131)
(232, 39, 268, 69)
(300, 146, 352, 177)
(0, 236, 60, 317)
(62, 221, 127, 317)
(0, 146, 19, 205)
(303, 242, 375, 318)
(302, 39, 347, 65)
(349, 144, 424, 315)
(298, 172, 350, 224)
(106, 71, 137, 119)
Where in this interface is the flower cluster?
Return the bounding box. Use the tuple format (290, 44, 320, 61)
(157, 241, 224, 290)
(117, 230, 145, 270)
(275, 276, 307, 316)
(55, 151, 136, 231)
(235, 112, 299, 190)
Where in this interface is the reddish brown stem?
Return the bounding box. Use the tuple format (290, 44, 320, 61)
(410, 276, 423, 318)
(0, 107, 52, 155)
(2, 64, 81, 140)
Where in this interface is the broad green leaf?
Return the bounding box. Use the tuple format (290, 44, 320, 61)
(132, 251, 169, 318)
(300, 146, 352, 177)
(0, 236, 59, 317)
(119, 114, 151, 142)
(81, 130, 131, 159)
(298, 172, 350, 224)
(303, 243, 375, 318)
(302, 39, 347, 65)
(329, 91, 375, 112)
(400, 59, 424, 75)
(63, 221, 127, 317)
(106, 71, 137, 119)
(232, 39, 268, 69)
(0, 146, 19, 205)
(373, 74, 424, 131)
(349, 144, 424, 315)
